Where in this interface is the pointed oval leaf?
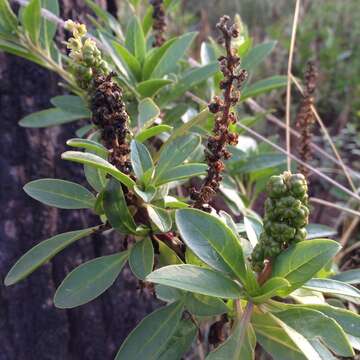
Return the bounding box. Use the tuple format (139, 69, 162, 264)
(155, 163, 207, 186)
(270, 314, 322, 360)
(302, 304, 360, 337)
(275, 307, 354, 357)
(4, 227, 99, 286)
(115, 301, 184, 360)
(147, 264, 243, 299)
(125, 16, 146, 63)
(271, 239, 340, 296)
(136, 79, 172, 98)
(50, 95, 90, 117)
(303, 278, 360, 304)
(130, 139, 154, 181)
(0, 0, 18, 31)
(54, 251, 128, 308)
(241, 76, 287, 100)
(22, 0, 41, 43)
(157, 319, 197, 360)
(253, 312, 307, 360)
(151, 32, 197, 78)
(175, 208, 248, 284)
(112, 40, 142, 80)
(251, 277, 290, 304)
(185, 293, 228, 317)
(159, 62, 218, 106)
(241, 41, 276, 72)
(147, 205, 172, 233)
(23, 179, 96, 209)
(61, 151, 135, 189)
(142, 37, 177, 80)
(306, 224, 337, 239)
(66, 138, 109, 158)
(137, 97, 160, 129)
(135, 124, 173, 143)
(331, 269, 360, 285)
(129, 238, 154, 280)
(19, 108, 85, 128)
(155, 134, 201, 180)
(103, 178, 137, 234)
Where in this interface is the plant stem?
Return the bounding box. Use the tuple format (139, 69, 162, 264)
(285, 0, 301, 171)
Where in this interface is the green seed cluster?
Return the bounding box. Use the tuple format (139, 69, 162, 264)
(64, 20, 109, 89)
(251, 171, 309, 272)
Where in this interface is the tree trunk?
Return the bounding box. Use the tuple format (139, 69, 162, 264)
(0, 2, 157, 359)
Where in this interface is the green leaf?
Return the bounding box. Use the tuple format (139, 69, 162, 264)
(50, 95, 90, 117)
(0, 39, 43, 65)
(158, 241, 182, 267)
(207, 311, 255, 360)
(61, 151, 135, 189)
(147, 264, 243, 299)
(84, 0, 124, 39)
(112, 40, 142, 80)
(22, 0, 41, 43)
(275, 307, 354, 357)
(253, 312, 307, 360)
(40, 0, 59, 49)
(103, 178, 137, 234)
(185, 293, 228, 317)
(157, 319, 197, 360)
(306, 224, 337, 239)
(133, 185, 156, 203)
(4, 227, 99, 286)
(251, 277, 290, 303)
(98, 32, 132, 82)
(137, 97, 160, 129)
(159, 62, 218, 106)
(115, 301, 184, 360)
(75, 124, 93, 138)
(130, 139, 154, 182)
(175, 208, 248, 285)
(241, 41, 276, 72)
(155, 163, 207, 186)
(147, 205, 172, 233)
(125, 16, 146, 63)
(142, 37, 177, 79)
(129, 238, 154, 280)
(151, 32, 197, 78)
(54, 251, 128, 308)
(19, 108, 86, 128)
(0, 0, 18, 31)
(23, 178, 96, 209)
(136, 79, 172, 98)
(302, 304, 360, 337)
(243, 214, 262, 247)
(241, 76, 287, 100)
(303, 278, 360, 304)
(271, 239, 341, 296)
(135, 125, 173, 143)
(331, 269, 360, 285)
(155, 134, 201, 180)
(232, 153, 286, 174)
(82, 132, 108, 192)
(270, 314, 322, 360)
(66, 138, 108, 158)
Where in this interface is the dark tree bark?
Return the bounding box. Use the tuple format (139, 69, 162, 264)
(0, 2, 157, 360)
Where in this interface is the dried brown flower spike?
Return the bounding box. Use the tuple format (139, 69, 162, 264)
(150, 0, 166, 47)
(296, 61, 318, 178)
(91, 72, 132, 174)
(191, 16, 248, 210)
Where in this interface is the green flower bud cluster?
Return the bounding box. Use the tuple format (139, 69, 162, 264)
(251, 171, 309, 272)
(64, 20, 109, 89)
